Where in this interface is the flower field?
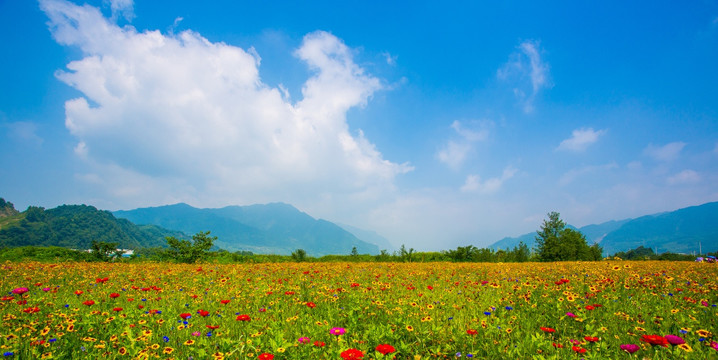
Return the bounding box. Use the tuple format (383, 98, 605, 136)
(2, 261, 717, 359)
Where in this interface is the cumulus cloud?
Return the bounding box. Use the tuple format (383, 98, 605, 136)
(497, 40, 552, 113)
(436, 120, 490, 169)
(461, 166, 517, 193)
(557, 128, 606, 152)
(41, 0, 411, 209)
(667, 169, 700, 185)
(643, 142, 686, 162)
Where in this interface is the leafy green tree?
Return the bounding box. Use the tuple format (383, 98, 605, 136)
(350, 246, 359, 256)
(165, 230, 216, 263)
(535, 212, 601, 261)
(90, 240, 120, 262)
(291, 248, 307, 262)
(399, 244, 415, 262)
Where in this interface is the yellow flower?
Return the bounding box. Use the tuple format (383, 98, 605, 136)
(277, 348, 285, 353)
(163, 347, 174, 354)
(184, 340, 195, 345)
(406, 325, 414, 332)
(678, 343, 693, 352)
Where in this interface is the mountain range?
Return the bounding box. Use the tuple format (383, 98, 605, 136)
(488, 201, 718, 255)
(114, 203, 381, 256)
(0, 202, 182, 250)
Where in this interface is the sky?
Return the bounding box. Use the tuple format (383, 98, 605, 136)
(1, 0, 717, 251)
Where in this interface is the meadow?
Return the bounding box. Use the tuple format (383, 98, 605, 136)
(1, 261, 717, 359)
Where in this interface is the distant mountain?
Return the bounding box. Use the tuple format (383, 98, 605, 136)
(489, 202, 718, 255)
(337, 223, 396, 251)
(0, 204, 183, 250)
(114, 203, 380, 256)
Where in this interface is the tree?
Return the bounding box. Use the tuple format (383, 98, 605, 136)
(90, 240, 119, 262)
(291, 248, 307, 262)
(535, 212, 600, 261)
(165, 230, 216, 263)
(350, 246, 359, 256)
(399, 244, 415, 262)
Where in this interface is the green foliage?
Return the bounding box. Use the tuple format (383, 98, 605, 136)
(291, 248, 308, 262)
(350, 246, 359, 256)
(535, 212, 602, 261)
(399, 244, 415, 262)
(90, 240, 121, 262)
(165, 230, 217, 263)
(0, 246, 91, 262)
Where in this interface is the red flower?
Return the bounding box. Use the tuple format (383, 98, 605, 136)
(236, 314, 251, 321)
(74, 290, 83, 295)
(257, 353, 274, 360)
(179, 313, 192, 320)
(466, 329, 478, 335)
(96, 277, 109, 283)
(284, 291, 295, 295)
(306, 302, 316, 308)
(584, 336, 599, 342)
(375, 344, 396, 355)
(112, 307, 123, 312)
(340, 348, 364, 360)
(220, 300, 230, 304)
(427, 285, 434, 290)
(109, 293, 120, 299)
(206, 325, 220, 330)
(22, 306, 40, 314)
(641, 334, 668, 347)
(572, 346, 587, 354)
(552, 342, 564, 348)
(82, 300, 95, 306)
(197, 309, 210, 317)
(313, 340, 326, 347)
(541, 327, 556, 333)
(585, 305, 595, 310)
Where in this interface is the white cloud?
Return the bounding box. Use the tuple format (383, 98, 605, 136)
(557, 128, 606, 152)
(41, 0, 411, 210)
(381, 51, 397, 66)
(497, 40, 552, 113)
(644, 142, 686, 162)
(436, 120, 491, 169)
(104, 0, 134, 22)
(461, 166, 517, 193)
(667, 169, 701, 185)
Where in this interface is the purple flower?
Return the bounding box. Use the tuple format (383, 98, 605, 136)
(566, 312, 576, 318)
(298, 337, 310, 344)
(665, 334, 685, 345)
(620, 344, 639, 354)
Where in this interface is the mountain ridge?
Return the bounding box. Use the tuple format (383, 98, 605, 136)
(488, 201, 718, 255)
(114, 202, 380, 256)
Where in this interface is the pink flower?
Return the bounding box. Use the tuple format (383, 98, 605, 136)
(12, 288, 29, 295)
(664, 334, 685, 345)
(330, 327, 346, 336)
(298, 337, 310, 344)
(620, 344, 639, 354)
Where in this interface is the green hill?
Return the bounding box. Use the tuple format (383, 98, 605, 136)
(0, 203, 184, 250)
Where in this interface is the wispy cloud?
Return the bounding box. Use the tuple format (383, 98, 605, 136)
(40, 0, 411, 209)
(644, 142, 686, 162)
(436, 120, 491, 170)
(667, 169, 700, 185)
(461, 166, 517, 193)
(557, 128, 606, 152)
(1, 121, 44, 146)
(497, 40, 552, 113)
(105, 0, 134, 22)
(559, 163, 618, 186)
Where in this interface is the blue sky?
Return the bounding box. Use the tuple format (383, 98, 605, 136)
(2, 0, 717, 250)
